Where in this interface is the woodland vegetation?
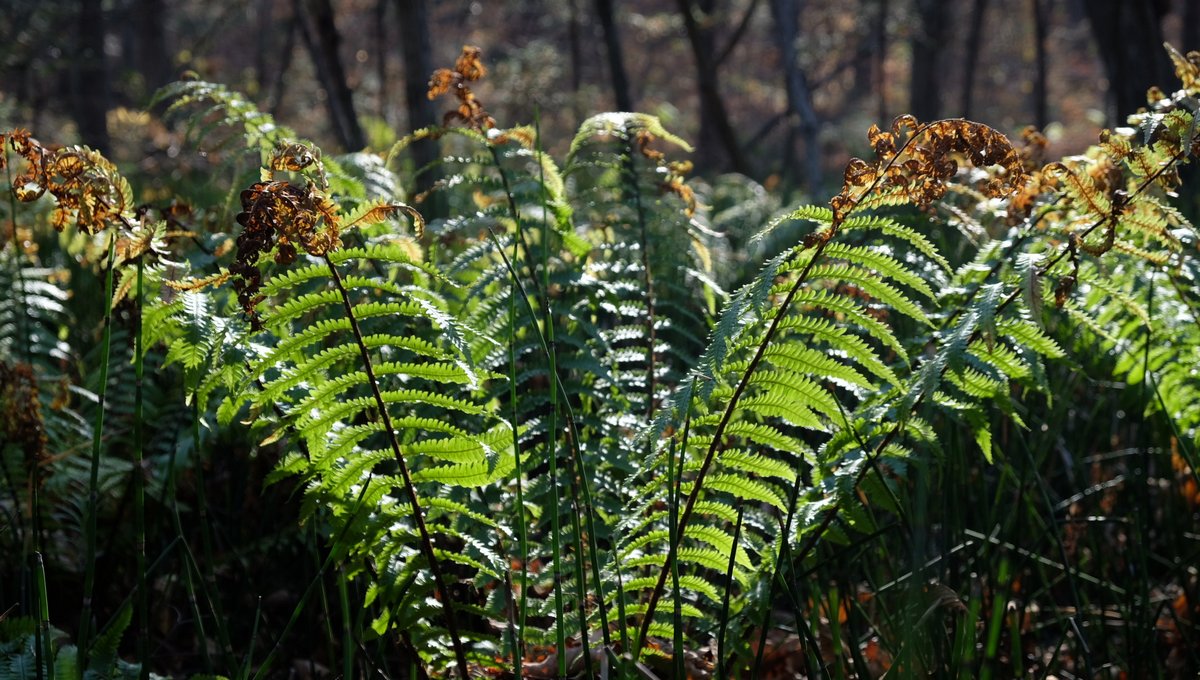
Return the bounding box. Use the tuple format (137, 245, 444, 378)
(2, 1, 1200, 678)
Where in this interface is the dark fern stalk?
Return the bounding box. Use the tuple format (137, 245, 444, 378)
(667, 438, 683, 680)
(32, 550, 51, 680)
(634, 236, 833, 655)
(78, 230, 118, 671)
(716, 504, 745, 680)
(337, 568, 354, 680)
(322, 253, 470, 680)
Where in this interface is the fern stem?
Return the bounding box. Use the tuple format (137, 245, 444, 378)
(134, 253, 149, 680)
(189, 397, 236, 672)
(78, 230, 117, 671)
(634, 237, 833, 656)
(488, 145, 546, 305)
(32, 550, 51, 680)
(322, 253, 470, 680)
(564, 451, 595, 679)
(544, 217, 568, 680)
(507, 275, 528, 676)
(165, 419, 213, 674)
(667, 438, 683, 680)
(716, 504, 745, 680)
(337, 568, 355, 680)
(750, 466, 807, 680)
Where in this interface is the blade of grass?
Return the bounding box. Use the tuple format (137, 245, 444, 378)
(133, 250, 149, 680)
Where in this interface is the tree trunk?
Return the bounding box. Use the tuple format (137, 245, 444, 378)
(1031, 0, 1049, 129)
(74, 0, 110, 154)
(295, 0, 366, 151)
(960, 0, 988, 118)
(1084, 0, 1172, 121)
(909, 0, 949, 122)
(568, 0, 584, 113)
(1185, 0, 1198, 59)
(676, 0, 748, 173)
(268, 15, 299, 117)
(254, 0, 273, 98)
(375, 0, 389, 120)
(594, 0, 635, 111)
(130, 0, 171, 98)
(874, 0, 889, 123)
(395, 0, 441, 208)
(768, 0, 822, 192)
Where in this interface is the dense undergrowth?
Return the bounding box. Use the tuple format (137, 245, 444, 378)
(2, 44, 1200, 679)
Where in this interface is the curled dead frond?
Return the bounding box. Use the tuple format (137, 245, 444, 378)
(427, 45, 496, 132)
(231, 180, 341, 328)
(831, 117, 1027, 231)
(3, 130, 133, 234)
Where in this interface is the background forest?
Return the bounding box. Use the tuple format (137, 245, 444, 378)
(2, 0, 1200, 679)
(3, 0, 1198, 195)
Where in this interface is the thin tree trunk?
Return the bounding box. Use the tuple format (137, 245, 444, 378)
(676, 0, 748, 173)
(375, 0, 388, 120)
(396, 0, 441, 208)
(269, 15, 299, 117)
(132, 0, 171, 96)
(909, 0, 949, 122)
(74, 0, 110, 154)
(1031, 0, 1049, 129)
(768, 0, 822, 192)
(567, 0, 585, 124)
(874, 0, 889, 123)
(960, 0, 989, 118)
(1185, 0, 1198, 58)
(254, 0, 273, 98)
(295, 0, 366, 151)
(1084, 0, 1172, 121)
(594, 0, 635, 111)
(715, 0, 761, 68)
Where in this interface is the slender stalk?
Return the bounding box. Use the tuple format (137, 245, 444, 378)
(337, 568, 355, 680)
(165, 426, 212, 674)
(751, 470, 806, 679)
(543, 202, 567, 680)
(190, 398, 236, 673)
(322, 254, 469, 679)
(242, 596, 263, 679)
(716, 504, 745, 680)
(507, 273, 528, 677)
(667, 439, 683, 680)
(564, 452, 595, 679)
(32, 550, 51, 680)
(134, 255, 149, 680)
(78, 230, 117, 670)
